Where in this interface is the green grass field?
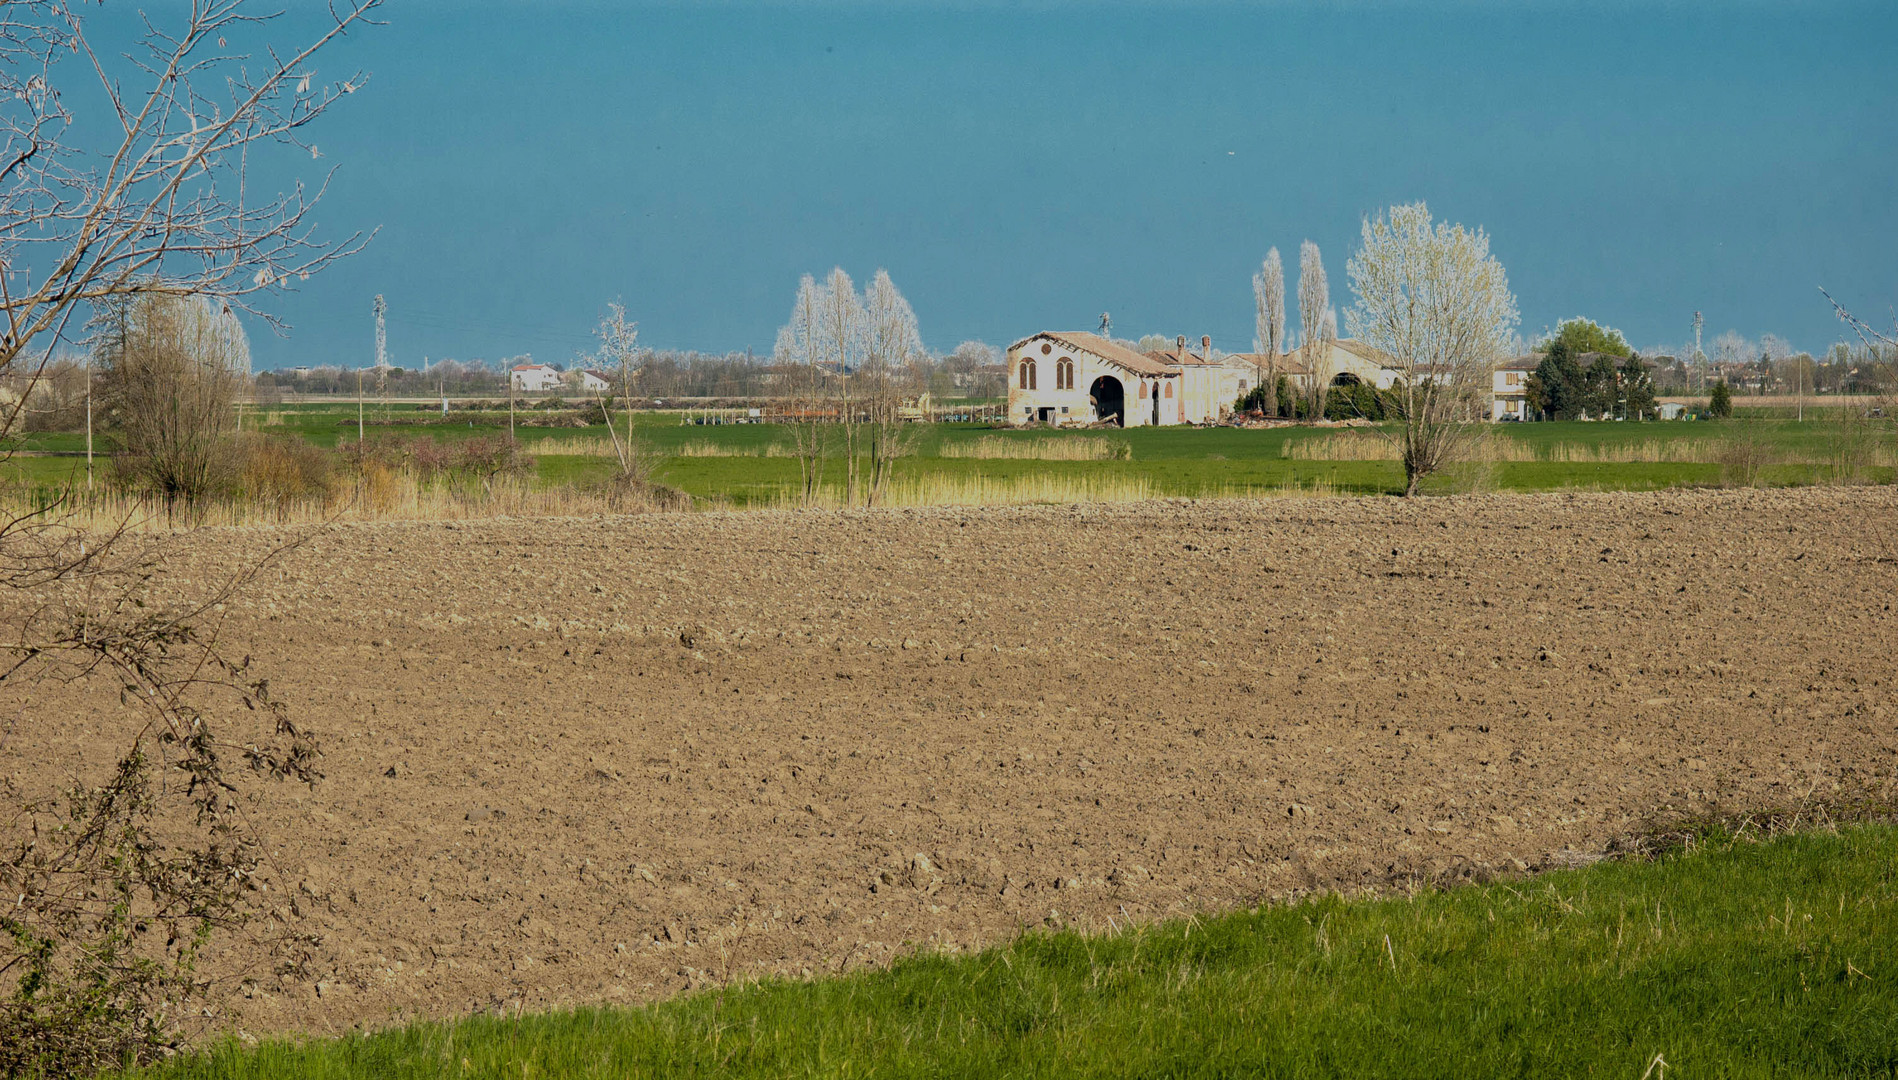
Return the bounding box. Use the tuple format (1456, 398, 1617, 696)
(7, 406, 1893, 507)
(113, 825, 1898, 1079)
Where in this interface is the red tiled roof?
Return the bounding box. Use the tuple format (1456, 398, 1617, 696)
(1010, 331, 1175, 376)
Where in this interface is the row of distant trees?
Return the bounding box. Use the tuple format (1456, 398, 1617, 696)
(248, 342, 1009, 401)
(1516, 317, 1893, 420)
(1522, 320, 1658, 421)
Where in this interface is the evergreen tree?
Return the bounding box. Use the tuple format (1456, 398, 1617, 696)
(1531, 342, 1586, 419)
(1620, 355, 1658, 420)
(1585, 353, 1620, 418)
(1709, 379, 1734, 418)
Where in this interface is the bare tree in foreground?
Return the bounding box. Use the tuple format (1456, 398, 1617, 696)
(0, 3, 380, 1072)
(96, 294, 251, 513)
(1346, 202, 1519, 496)
(1819, 287, 1898, 491)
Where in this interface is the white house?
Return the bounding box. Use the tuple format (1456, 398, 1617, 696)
(510, 363, 562, 392)
(1492, 354, 1539, 420)
(1005, 331, 1184, 426)
(576, 370, 613, 393)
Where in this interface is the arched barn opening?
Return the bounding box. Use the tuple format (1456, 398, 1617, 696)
(1331, 372, 1363, 387)
(1089, 375, 1125, 427)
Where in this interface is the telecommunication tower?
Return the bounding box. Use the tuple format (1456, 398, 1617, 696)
(374, 294, 388, 369)
(1693, 310, 1705, 392)
(1099, 312, 1111, 337)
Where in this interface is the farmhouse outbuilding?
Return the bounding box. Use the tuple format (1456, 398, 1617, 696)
(1006, 331, 1184, 426)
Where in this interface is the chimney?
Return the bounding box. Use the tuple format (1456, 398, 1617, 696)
(1176, 335, 1186, 356)
(1201, 335, 1211, 360)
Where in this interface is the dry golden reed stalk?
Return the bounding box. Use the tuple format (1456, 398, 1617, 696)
(670, 440, 791, 458)
(936, 435, 1130, 461)
(1282, 431, 1898, 467)
(14, 475, 676, 531)
(768, 472, 1340, 509)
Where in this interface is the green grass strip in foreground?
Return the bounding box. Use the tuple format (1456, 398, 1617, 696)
(119, 827, 1898, 1078)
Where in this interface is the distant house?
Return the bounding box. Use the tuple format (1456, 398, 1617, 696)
(1141, 336, 1241, 424)
(510, 363, 561, 392)
(1492, 354, 1540, 420)
(577, 370, 613, 393)
(1219, 353, 1314, 403)
(1005, 331, 1186, 427)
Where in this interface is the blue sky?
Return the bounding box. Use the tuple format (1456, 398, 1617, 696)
(110, 2, 1898, 369)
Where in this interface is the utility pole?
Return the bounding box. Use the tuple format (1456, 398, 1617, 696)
(373, 294, 387, 370)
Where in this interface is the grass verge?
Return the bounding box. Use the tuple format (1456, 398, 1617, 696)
(114, 824, 1898, 1079)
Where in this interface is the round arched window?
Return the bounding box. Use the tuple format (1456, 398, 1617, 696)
(1040, 343, 1052, 356)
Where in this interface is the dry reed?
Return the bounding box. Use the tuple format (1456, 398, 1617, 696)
(1284, 431, 1898, 468)
(769, 472, 1341, 509)
(7, 474, 681, 531)
(937, 435, 1131, 461)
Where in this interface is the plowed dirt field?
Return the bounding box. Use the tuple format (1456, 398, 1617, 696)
(11, 487, 1898, 1035)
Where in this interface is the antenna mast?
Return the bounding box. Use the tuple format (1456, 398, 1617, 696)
(374, 294, 388, 369)
(1099, 312, 1111, 338)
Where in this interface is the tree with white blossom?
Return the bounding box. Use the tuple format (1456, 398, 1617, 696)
(1346, 202, 1519, 495)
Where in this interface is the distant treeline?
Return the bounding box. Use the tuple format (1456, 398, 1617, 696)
(256, 345, 1008, 400)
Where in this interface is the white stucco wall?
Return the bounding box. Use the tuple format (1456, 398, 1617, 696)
(1007, 339, 1107, 426)
(1006, 338, 1182, 427)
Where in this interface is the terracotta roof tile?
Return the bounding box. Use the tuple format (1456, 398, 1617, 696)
(1011, 331, 1175, 376)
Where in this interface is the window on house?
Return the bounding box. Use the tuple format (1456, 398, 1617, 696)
(1056, 357, 1074, 390)
(1041, 342, 1052, 355)
(1139, 382, 1148, 398)
(1019, 359, 1037, 390)
(1164, 382, 1173, 398)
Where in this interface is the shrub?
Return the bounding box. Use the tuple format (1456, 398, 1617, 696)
(235, 434, 334, 511)
(1325, 382, 1388, 421)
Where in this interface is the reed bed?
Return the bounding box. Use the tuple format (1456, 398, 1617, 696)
(671, 440, 792, 458)
(772, 473, 1156, 508)
(2, 475, 678, 531)
(769, 472, 1340, 509)
(1285, 431, 1898, 468)
(536, 438, 790, 458)
(937, 435, 1131, 461)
